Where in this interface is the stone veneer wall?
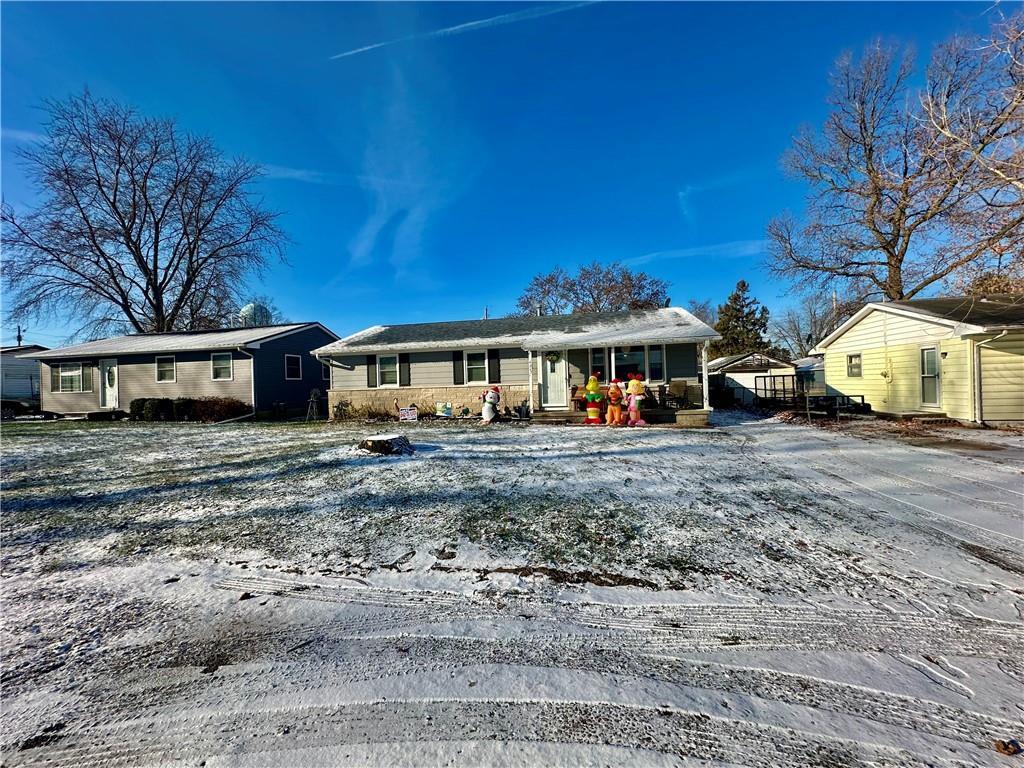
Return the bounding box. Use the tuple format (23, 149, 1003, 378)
(328, 385, 534, 418)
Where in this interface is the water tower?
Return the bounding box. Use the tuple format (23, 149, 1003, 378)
(238, 302, 273, 327)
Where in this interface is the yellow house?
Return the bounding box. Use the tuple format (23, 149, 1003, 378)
(812, 296, 1024, 424)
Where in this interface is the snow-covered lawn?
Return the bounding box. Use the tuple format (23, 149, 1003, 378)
(1, 414, 1022, 766)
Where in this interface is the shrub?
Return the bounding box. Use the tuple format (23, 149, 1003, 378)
(172, 398, 196, 422)
(143, 398, 174, 422)
(129, 398, 149, 420)
(332, 399, 352, 421)
(192, 396, 250, 423)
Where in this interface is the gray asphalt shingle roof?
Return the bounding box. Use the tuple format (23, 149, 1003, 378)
(22, 324, 328, 359)
(888, 295, 1024, 327)
(314, 307, 719, 355)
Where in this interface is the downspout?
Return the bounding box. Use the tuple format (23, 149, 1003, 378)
(701, 340, 711, 412)
(973, 330, 1008, 425)
(210, 346, 256, 425)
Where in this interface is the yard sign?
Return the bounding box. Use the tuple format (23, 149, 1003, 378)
(399, 406, 418, 422)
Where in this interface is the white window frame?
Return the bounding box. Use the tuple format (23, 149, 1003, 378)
(608, 344, 666, 383)
(57, 363, 90, 393)
(322, 361, 331, 381)
(464, 350, 489, 385)
(155, 355, 176, 384)
(589, 348, 608, 383)
(377, 354, 399, 388)
(285, 354, 302, 381)
(646, 344, 666, 383)
(846, 353, 862, 378)
(211, 352, 234, 381)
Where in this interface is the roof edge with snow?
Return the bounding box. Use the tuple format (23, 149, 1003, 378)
(23, 323, 338, 359)
(313, 307, 720, 356)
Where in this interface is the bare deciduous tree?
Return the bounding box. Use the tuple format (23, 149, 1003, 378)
(1, 92, 284, 338)
(514, 262, 669, 315)
(771, 291, 859, 358)
(685, 298, 717, 326)
(768, 14, 1024, 301)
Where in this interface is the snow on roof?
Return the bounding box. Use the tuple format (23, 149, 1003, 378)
(707, 351, 792, 372)
(792, 355, 824, 372)
(313, 307, 719, 355)
(26, 323, 334, 359)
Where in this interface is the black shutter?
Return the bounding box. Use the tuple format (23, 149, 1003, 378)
(82, 365, 92, 392)
(399, 353, 411, 387)
(50, 364, 60, 392)
(452, 351, 464, 385)
(366, 354, 377, 388)
(487, 348, 501, 384)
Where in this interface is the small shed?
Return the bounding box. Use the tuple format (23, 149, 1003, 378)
(792, 355, 825, 396)
(1, 344, 48, 404)
(707, 352, 794, 406)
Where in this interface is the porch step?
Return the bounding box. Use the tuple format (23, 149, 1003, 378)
(910, 415, 961, 426)
(531, 407, 681, 425)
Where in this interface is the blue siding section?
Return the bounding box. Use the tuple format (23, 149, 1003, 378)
(252, 326, 338, 411)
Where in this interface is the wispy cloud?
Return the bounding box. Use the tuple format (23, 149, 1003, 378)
(329, 1, 596, 60)
(262, 164, 340, 185)
(2, 128, 44, 144)
(624, 239, 768, 268)
(343, 67, 480, 287)
(676, 168, 761, 224)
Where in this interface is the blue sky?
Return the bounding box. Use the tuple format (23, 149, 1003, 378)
(0, 1, 994, 346)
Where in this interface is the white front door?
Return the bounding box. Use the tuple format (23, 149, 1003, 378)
(540, 351, 568, 408)
(99, 358, 119, 409)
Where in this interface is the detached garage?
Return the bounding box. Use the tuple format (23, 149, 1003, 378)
(707, 352, 794, 406)
(812, 295, 1024, 424)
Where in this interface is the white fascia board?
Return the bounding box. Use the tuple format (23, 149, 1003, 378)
(247, 322, 340, 348)
(811, 303, 980, 353)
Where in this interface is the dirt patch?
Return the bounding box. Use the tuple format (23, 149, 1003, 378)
(431, 562, 659, 589)
(900, 437, 1004, 452)
(961, 542, 1024, 575)
(19, 722, 66, 751)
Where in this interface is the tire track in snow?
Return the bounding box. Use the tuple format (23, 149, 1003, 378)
(213, 575, 1024, 656)
(83, 635, 1018, 752)
(6, 699, 986, 768)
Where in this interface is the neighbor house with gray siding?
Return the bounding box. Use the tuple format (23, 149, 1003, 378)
(312, 307, 719, 416)
(23, 323, 338, 417)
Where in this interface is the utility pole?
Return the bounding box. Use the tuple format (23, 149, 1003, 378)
(16, 325, 24, 347)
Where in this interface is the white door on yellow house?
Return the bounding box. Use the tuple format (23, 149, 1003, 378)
(920, 347, 940, 407)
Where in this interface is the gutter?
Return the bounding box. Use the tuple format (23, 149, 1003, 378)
(972, 330, 1009, 425)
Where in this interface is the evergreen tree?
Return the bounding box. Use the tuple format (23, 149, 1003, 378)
(710, 281, 773, 358)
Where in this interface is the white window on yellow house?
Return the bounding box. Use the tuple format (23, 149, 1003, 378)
(846, 354, 862, 377)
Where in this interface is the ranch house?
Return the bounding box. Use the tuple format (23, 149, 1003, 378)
(312, 307, 720, 419)
(812, 295, 1024, 424)
(22, 323, 339, 418)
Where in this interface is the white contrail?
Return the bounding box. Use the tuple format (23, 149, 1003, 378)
(330, 2, 596, 60)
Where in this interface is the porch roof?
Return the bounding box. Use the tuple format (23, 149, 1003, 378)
(313, 307, 719, 355)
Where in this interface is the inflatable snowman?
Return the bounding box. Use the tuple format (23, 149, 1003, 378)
(481, 386, 501, 424)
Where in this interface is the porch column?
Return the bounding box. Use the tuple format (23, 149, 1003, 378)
(527, 349, 535, 414)
(701, 340, 711, 412)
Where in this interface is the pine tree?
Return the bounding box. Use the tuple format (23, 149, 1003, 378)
(710, 281, 773, 358)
